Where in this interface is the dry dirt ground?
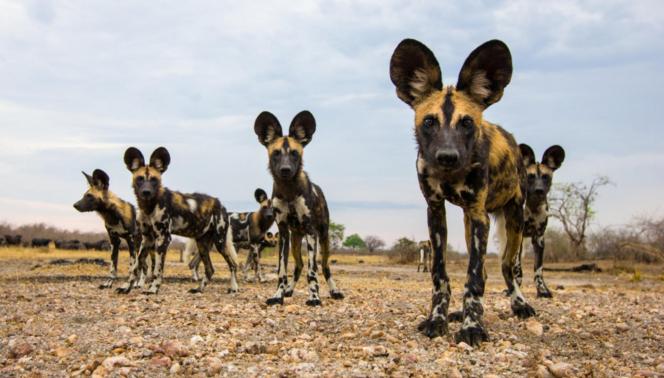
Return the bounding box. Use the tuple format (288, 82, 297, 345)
(1, 248, 663, 377)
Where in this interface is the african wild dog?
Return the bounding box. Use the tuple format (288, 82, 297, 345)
(117, 147, 239, 295)
(254, 111, 344, 306)
(189, 188, 275, 282)
(515, 144, 565, 298)
(417, 240, 432, 273)
(390, 39, 535, 345)
(74, 169, 146, 289)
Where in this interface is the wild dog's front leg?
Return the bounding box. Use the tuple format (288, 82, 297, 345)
(189, 241, 213, 293)
(533, 234, 552, 298)
(502, 201, 537, 318)
(418, 203, 451, 338)
(188, 252, 201, 282)
(144, 232, 171, 295)
(305, 235, 321, 306)
(284, 231, 303, 297)
(267, 224, 289, 305)
(100, 235, 120, 289)
(455, 209, 490, 346)
(320, 233, 344, 299)
(255, 244, 265, 282)
(116, 238, 152, 294)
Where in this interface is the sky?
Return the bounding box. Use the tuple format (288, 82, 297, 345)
(1, 0, 663, 251)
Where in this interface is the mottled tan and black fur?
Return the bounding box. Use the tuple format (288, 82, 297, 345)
(116, 147, 239, 295)
(515, 144, 565, 298)
(254, 110, 344, 306)
(390, 38, 535, 345)
(73, 169, 147, 289)
(189, 188, 275, 282)
(417, 240, 432, 273)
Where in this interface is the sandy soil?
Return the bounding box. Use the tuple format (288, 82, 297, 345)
(1, 248, 663, 377)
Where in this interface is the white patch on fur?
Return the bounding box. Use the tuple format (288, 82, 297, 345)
(469, 70, 491, 100)
(435, 233, 441, 248)
(172, 216, 187, 232)
(272, 197, 289, 223)
(426, 176, 443, 200)
(130, 159, 141, 171)
(416, 155, 427, 175)
(187, 199, 197, 212)
(419, 249, 424, 263)
(293, 196, 311, 221)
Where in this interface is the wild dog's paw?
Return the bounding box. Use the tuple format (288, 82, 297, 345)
(417, 318, 448, 339)
(99, 280, 114, 289)
(306, 299, 322, 307)
(188, 287, 202, 294)
(447, 310, 463, 323)
(115, 286, 131, 295)
(227, 287, 239, 294)
(502, 288, 513, 297)
(537, 289, 553, 298)
(143, 286, 159, 295)
(455, 325, 489, 347)
(266, 296, 284, 306)
(512, 302, 537, 319)
(330, 291, 345, 300)
(283, 289, 294, 298)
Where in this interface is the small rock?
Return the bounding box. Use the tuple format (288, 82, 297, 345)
(370, 330, 384, 339)
(205, 357, 223, 375)
(8, 339, 33, 359)
(91, 365, 108, 378)
(169, 363, 181, 374)
(66, 334, 78, 345)
(457, 341, 473, 351)
(161, 340, 188, 358)
(149, 356, 172, 368)
(102, 356, 133, 370)
(284, 304, 300, 313)
(53, 346, 71, 358)
(536, 364, 555, 378)
(189, 335, 204, 346)
(244, 342, 266, 355)
(548, 362, 573, 377)
(656, 363, 664, 373)
(615, 323, 630, 333)
(526, 319, 544, 337)
(448, 368, 462, 378)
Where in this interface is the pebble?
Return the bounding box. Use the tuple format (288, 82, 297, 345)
(169, 363, 181, 374)
(149, 356, 172, 368)
(8, 339, 33, 359)
(102, 356, 133, 370)
(205, 357, 223, 375)
(547, 362, 573, 377)
(527, 319, 544, 337)
(161, 340, 188, 358)
(189, 335, 204, 346)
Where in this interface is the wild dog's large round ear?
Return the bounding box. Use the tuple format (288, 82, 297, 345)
(149, 147, 171, 173)
(254, 111, 283, 147)
(390, 39, 442, 107)
(123, 147, 145, 172)
(456, 40, 512, 109)
(542, 145, 565, 171)
(288, 110, 316, 146)
(254, 188, 268, 203)
(82, 171, 94, 186)
(92, 169, 110, 190)
(519, 144, 536, 167)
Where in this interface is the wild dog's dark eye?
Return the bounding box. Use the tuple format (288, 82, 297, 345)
(527, 174, 536, 180)
(85, 193, 93, 199)
(422, 116, 435, 131)
(461, 116, 474, 129)
(136, 176, 144, 184)
(290, 150, 299, 159)
(541, 174, 550, 182)
(272, 150, 282, 157)
(149, 177, 158, 184)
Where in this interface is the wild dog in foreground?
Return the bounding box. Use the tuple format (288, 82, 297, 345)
(417, 240, 432, 273)
(390, 39, 535, 345)
(516, 144, 565, 298)
(254, 111, 344, 306)
(117, 147, 239, 295)
(73, 169, 146, 289)
(189, 188, 275, 282)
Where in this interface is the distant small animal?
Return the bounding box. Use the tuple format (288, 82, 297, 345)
(54, 239, 83, 250)
(189, 188, 275, 283)
(417, 240, 432, 273)
(515, 144, 565, 298)
(117, 147, 239, 295)
(74, 169, 147, 289)
(254, 110, 344, 306)
(31, 238, 52, 248)
(4, 234, 22, 246)
(83, 240, 112, 251)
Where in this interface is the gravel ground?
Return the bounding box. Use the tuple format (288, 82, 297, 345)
(1, 250, 663, 377)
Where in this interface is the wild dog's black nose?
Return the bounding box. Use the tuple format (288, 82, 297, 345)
(73, 203, 81, 211)
(436, 149, 459, 167)
(280, 167, 292, 177)
(534, 188, 545, 195)
(141, 190, 152, 198)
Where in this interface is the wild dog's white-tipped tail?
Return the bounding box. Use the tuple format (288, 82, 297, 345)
(495, 211, 507, 257)
(225, 224, 239, 264)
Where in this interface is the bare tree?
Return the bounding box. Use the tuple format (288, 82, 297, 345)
(364, 235, 385, 252)
(549, 176, 611, 258)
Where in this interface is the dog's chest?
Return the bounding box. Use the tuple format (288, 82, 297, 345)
(524, 202, 548, 236)
(273, 196, 312, 227)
